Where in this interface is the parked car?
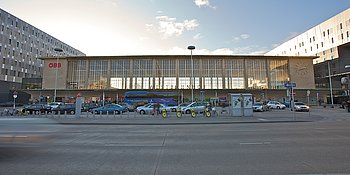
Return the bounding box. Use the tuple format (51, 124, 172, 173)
(23, 104, 51, 114)
(253, 102, 268, 112)
(82, 103, 99, 112)
(48, 102, 64, 111)
(90, 104, 126, 114)
(267, 101, 286, 109)
(119, 102, 131, 112)
(136, 103, 167, 114)
(181, 102, 210, 114)
(52, 103, 76, 115)
(294, 102, 310, 112)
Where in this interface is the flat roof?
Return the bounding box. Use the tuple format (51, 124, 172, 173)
(39, 55, 317, 60)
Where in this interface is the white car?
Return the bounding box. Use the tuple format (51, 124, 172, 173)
(181, 102, 209, 114)
(136, 103, 167, 114)
(267, 101, 286, 109)
(294, 102, 310, 112)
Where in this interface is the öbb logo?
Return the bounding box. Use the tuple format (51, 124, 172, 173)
(48, 63, 61, 68)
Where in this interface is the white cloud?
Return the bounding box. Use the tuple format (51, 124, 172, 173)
(193, 33, 203, 40)
(95, 0, 118, 7)
(240, 34, 250, 39)
(145, 23, 154, 31)
(231, 45, 269, 55)
(194, 0, 215, 9)
(157, 45, 267, 55)
(233, 34, 250, 42)
(155, 16, 199, 39)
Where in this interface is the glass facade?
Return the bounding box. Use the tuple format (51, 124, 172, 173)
(66, 57, 290, 90)
(67, 60, 87, 89)
(246, 59, 268, 89)
(269, 59, 289, 89)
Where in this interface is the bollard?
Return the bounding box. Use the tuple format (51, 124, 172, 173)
(100, 111, 102, 118)
(107, 111, 109, 118)
(64, 111, 67, 118)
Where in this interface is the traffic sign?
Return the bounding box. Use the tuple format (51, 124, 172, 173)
(284, 82, 296, 88)
(13, 91, 18, 99)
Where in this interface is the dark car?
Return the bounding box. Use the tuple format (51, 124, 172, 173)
(90, 104, 126, 114)
(52, 103, 76, 115)
(82, 103, 99, 112)
(23, 104, 51, 114)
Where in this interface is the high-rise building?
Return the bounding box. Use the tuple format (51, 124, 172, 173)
(266, 8, 350, 102)
(0, 8, 85, 103)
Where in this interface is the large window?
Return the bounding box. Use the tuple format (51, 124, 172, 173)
(225, 59, 245, 89)
(246, 59, 268, 89)
(269, 59, 289, 89)
(178, 59, 200, 89)
(155, 59, 176, 89)
(110, 59, 130, 89)
(88, 60, 108, 89)
(202, 59, 223, 89)
(132, 59, 152, 89)
(67, 60, 87, 89)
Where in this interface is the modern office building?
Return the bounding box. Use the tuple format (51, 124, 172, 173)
(266, 8, 350, 103)
(0, 8, 85, 103)
(26, 55, 316, 104)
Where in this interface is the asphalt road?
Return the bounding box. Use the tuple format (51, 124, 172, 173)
(1, 109, 350, 175)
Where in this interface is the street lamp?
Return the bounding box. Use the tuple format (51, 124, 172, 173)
(187, 45, 195, 102)
(327, 61, 334, 108)
(53, 48, 63, 103)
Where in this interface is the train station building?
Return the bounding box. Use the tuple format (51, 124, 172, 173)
(24, 55, 316, 104)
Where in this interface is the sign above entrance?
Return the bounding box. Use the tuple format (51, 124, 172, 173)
(48, 62, 61, 68)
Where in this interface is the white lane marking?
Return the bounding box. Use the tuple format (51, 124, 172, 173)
(258, 118, 268, 121)
(240, 142, 271, 145)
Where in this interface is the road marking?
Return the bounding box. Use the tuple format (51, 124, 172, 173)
(240, 142, 271, 145)
(258, 118, 268, 121)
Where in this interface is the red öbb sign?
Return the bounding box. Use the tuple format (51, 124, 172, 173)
(48, 62, 61, 68)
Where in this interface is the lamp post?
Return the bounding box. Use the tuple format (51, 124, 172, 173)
(187, 45, 195, 102)
(53, 48, 63, 103)
(327, 61, 334, 108)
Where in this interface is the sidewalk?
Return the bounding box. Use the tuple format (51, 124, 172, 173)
(50, 110, 322, 125)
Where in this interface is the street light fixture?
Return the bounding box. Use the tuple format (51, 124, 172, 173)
(327, 61, 334, 108)
(187, 45, 195, 102)
(53, 48, 63, 103)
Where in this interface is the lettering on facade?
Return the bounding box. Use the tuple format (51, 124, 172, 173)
(48, 62, 62, 68)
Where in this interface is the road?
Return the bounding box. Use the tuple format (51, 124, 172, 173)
(0, 109, 350, 175)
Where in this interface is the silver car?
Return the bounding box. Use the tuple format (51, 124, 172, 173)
(181, 102, 209, 114)
(136, 103, 166, 114)
(294, 102, 310, 112)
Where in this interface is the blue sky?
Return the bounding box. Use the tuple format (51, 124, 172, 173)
(1, 0, 350, 56)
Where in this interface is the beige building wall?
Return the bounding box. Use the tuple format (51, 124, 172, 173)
(266, 8, 350, 64)
(289, 58, 315, 89)
(42, 58, 68, 89)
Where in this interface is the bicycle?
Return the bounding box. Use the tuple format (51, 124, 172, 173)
(176, 107, 182, 118)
